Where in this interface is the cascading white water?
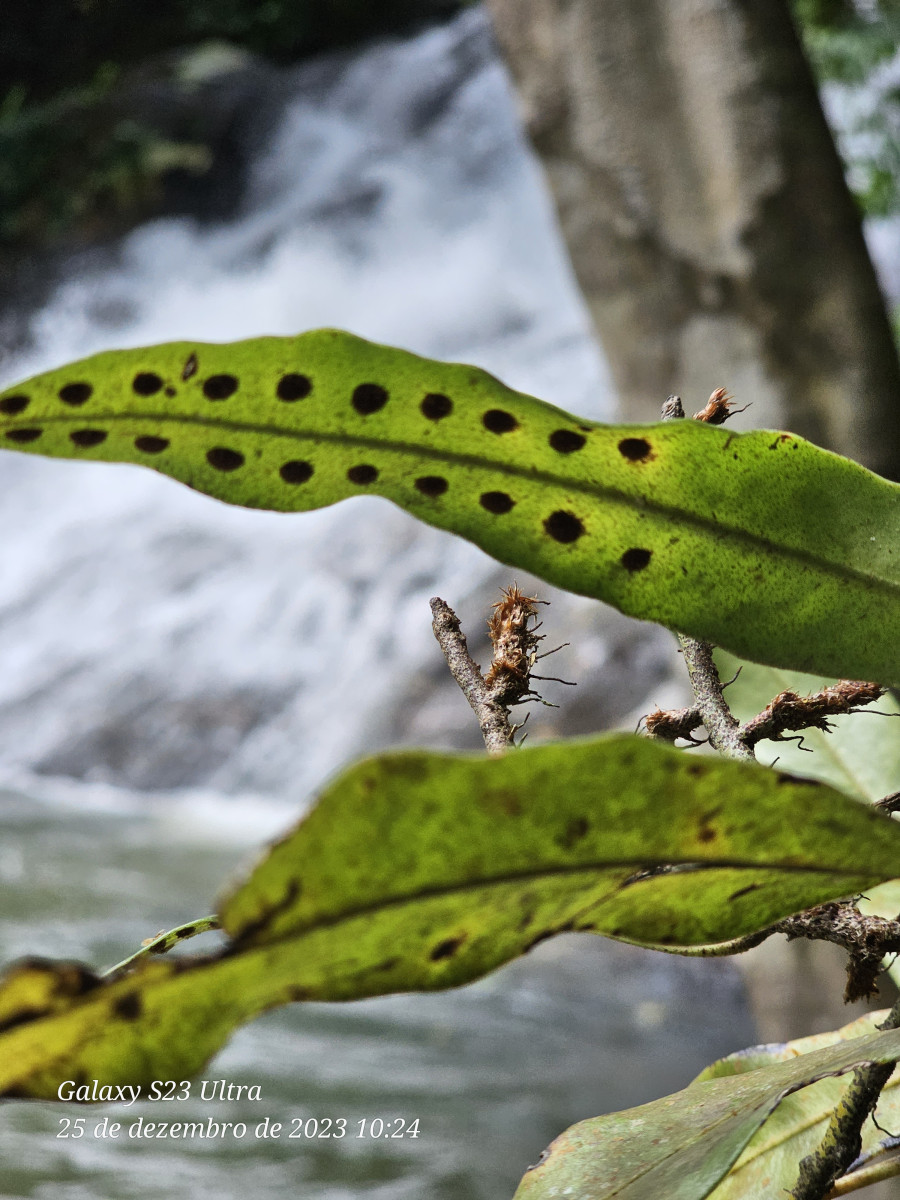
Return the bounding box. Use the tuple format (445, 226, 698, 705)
(0, 9, 634, 810)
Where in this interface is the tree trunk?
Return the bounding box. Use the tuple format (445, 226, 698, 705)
(486, 0, 900, 479)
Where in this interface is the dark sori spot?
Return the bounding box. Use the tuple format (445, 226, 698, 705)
(203, 374, 239, 401)
(132, 372, 163, 396)
(482, 409, 518, 434)
(480, 490, 515, 514)
(277, 373, 312, 401)
(164, 385, 176, 397)
(113, 992, 142, 1021)
(206, 447, 244, 471)
(618, 437, 652, 462)
(430, 935, 465, 961)
(176, 925, 196, 939)
(543, 510, 585, 543)
(70, 429, 107, 447)
(0, 394, 29, 414)
(352, 382, 388, 415)
(621, 547, 653, 572)
(347, 464, 379, 485)
(561, 816, 590, 848)
(280, 460, 314, 484)
(549, 429, 586, 454)
(420, 392, 453, 420)
(135, 435, 169, 454)
(59, 382, 92, 406)
(5, 428, 42, 443)
(415, 475, 448, 497)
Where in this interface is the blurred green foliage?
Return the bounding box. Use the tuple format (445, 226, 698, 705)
(0, 1, 466, 250)
(0, 66, 210, 244)
(793, 0, 900, 217)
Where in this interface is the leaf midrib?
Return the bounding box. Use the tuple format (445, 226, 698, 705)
(10, 409, 898, 598)
(226, 853, 884, 945)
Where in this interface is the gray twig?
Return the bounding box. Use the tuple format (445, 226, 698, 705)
(676, 633, 755, 762)
(659, 393, 754, 762)
(430, 597, 515, 755)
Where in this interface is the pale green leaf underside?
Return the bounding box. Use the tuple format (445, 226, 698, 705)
(714, 652, 900, 983)
(698, 1013, 900, 1199)
(3, 735, 900, 1098)
(512, 1022, 900, 1200)
(1, 331, 898, 682)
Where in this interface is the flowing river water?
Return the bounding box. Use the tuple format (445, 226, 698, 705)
(0, 10, 755, 1197)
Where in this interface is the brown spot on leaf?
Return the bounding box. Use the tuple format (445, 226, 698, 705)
(277, 373, 312, 401)
(70, 429, 107, 447)
(352, 383, 388, 414)
(348, 464, 378, 485)
(415, 475, 448, 497)
(544, 510, 585, 543)
(135, 436, 169, 454)
(621, 547, 652, 572)
(280, 460, 314, 484)
(421, 392, 453, 420)
(203, 374, 239, 401)
(482, 409, 518, 433)
(430, 935, 466, 961)
(6, 428, 42, 443)
(132, 372, 163, 396)
(480, 491, 515, 514)
(113, 992, 142, 1021)
(558, 816, 590, 849)
(176, 925, 196, 939)
(483, 788, 522, 817)
(0, 394, 29, 414)
(549, 429, 586, 453)
(618, 437, 652, 462)
(697, 827, 716, 843)
(206, 447, 244, 471)
(59, 382, 92, 406)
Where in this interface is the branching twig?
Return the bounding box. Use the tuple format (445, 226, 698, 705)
(431, 588, 570, 754)
(659, 392, 755, 762)
(740, 682, 885, 750)
(643, 705, 703, 744)
(777, 902, 900, 1003)
(676, 635, 756, 761)
(430, 597, 516, 755)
